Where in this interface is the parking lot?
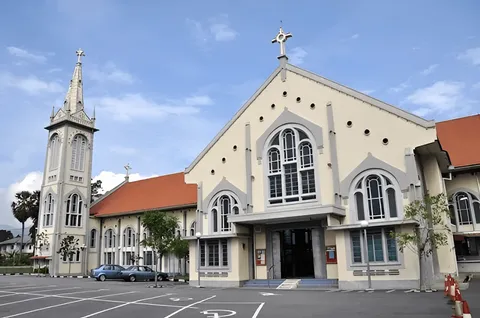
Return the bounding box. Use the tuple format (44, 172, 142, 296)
(0, 276, 467, 317)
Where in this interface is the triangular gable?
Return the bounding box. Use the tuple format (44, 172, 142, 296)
(71, 109, 92, 122)
(53, 108, 66, 121)
(185, 63, 436, 174)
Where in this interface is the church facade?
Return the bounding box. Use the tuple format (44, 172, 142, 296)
(34, 28, 480, 289)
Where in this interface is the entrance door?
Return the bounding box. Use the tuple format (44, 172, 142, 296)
(280, 229, 314, 278)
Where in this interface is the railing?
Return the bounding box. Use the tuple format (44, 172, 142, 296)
(267, 264, 275, 288)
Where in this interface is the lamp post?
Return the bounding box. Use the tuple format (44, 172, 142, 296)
(195, 232, 202, 288)
(360, 220, 373, 291)
(80, 244, 86, 276)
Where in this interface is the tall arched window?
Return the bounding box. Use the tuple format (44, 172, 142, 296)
(71, 134, 87, 171)
(90, 229, 97, 248)
(49, 134, 60, 170)
(43, 194, 54, 227)
(266, 126, 316, 205)
(190, 221, 196, 236)
(210, 192, 241, 233)
(123, 227, 136, 247)
(351, 171, 400, 222)
(450, 191, 480, 225)
(65, 193, 83, 227)
(104, 229, 115, 248)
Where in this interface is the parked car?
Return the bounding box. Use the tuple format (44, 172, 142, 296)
(121, 265, 168, 282)
(91, 264, 125, 281)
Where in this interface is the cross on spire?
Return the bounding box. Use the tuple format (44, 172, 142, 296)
(271, 27, 292, 57)
(76, 48, 85, 63)
(124, 163, 132, 177)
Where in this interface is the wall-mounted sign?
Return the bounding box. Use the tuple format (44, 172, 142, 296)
(256, 249, 266, 266)
(326, 245, 337, 264)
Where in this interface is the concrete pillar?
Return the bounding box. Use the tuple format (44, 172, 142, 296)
(312, 227, 327, 278)
(272, 231, 282, 279)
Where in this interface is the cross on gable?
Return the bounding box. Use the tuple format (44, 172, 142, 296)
(76, 49, 85, 63)
(271, 27, 292, 57)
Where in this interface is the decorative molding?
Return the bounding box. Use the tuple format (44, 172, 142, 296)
(203, 178, 247, 214)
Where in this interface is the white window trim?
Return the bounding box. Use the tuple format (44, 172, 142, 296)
(70, 134, 87, 172)
(123, 227, 136, 248)
(349, 169, 403, 224)
(263, 124, 321, 208)
(189, 221, 196, 237)
(42, 193, 55, 227)
(208, 191, 241, 235)
(65, 193, 83, 227)
(450, 191, 480, 226)
(350, 227, 400, 266)
(49, 134, 60, 171)
(90, 229, 97, 248)
(199, 238, 230, 271)
(62, 250, 81, 263)
(104, 229, 116, 249)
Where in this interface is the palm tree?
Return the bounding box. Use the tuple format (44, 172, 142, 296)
(11, 191, 36, 256)
(28, 191, 40, 255)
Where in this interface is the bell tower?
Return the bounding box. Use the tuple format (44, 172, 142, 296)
(36, 49, 99, 276)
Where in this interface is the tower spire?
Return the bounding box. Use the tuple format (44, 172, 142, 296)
(63, 49, 85, 113)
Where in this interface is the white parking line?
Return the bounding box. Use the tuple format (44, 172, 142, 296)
(386, 290, 396, 293)
(0, 296, 48, 307)
(0, 285, 51, 290)
(357, 291, 365, 293)
(325, 290, 339, 293)
(164, 295, 216, 318)
(57, 289, 109, 296)
(78, 293, 174, 318)
(0, 291, 138, 318)
(204, 302, 262, 305)
(252, 302, 265, 318)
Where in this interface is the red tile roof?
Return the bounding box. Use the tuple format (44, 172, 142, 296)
(90, 172, 197, 217)
(436, 114, 480, 168)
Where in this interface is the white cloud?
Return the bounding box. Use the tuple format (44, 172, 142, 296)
(88, 62, 134, 84)
(288, 47, 308, 65)
(6, 47, 47, 63)
(93, 171, 157, 194)
(91, 93, 212, 121)
(186, 15, 237, 46)
(0, 71, 63, 95)
(406, 81, 466, 116)
(0, 171, 42, 227)
(458, 47, 480, 66)
(420, 64, 438, 75)
(389, 81, 410, 93)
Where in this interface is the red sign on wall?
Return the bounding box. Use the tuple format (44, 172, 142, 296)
(326, 246, 337, 264)
(256, 249, 266, 266)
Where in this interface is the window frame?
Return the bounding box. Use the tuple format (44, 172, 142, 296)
(349, 227, 400, 266)
(349, 169, 403, 224)
(90, 229, 97, 248)
(264, 125, 319, 207)
(123, 227, 136, 248)
(49, 134, 60, 171)
(199, 238, 230, 271)
(104, 229, 116, 249)
(42, 193, 55, 227)
(70, 134, 87, 172)
(449, 191, 480, 226)
(65, 193, 83, 227)
(209, 192, 241, 235)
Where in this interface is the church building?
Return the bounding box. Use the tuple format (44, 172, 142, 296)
(34, 27, 480, 289)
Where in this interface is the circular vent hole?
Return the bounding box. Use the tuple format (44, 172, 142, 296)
(347, 121, 352, 127)
(382, 138, 389, 145)
(222, 157, 226, 163)
(310, 103, 315, 109)
(210, 169, 215, 175)
(296, 97, 301, 102)
(364, 129, 370, 136)
(233, 145, 237, 151)
(282, 91, 287, 97)
(259, 116, 264, 122)
(271, 104, 275, 109)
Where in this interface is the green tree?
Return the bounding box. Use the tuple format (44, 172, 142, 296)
(90, 179, 103, 203)
(391, 193, 451, 291)
(0, 230, 13, 242)
(27, 191, 40, 255)
(57, 235, 80, 274)
(141, 211, 179, 287)
(11, 191, 38, 256)
(170, 237, 189, 278)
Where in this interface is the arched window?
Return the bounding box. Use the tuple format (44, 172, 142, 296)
(104, 229, 116, 248)
(123, 227, 136, 247)
(49, 134, 60, 170)
(450, 191, 480, 225)
(65, 193, 83, 227)
(71, 134, 87, 171)
(190, 221, 196, 236)
(210, 192, 241, 233)
(90, 229, 97, 248)
(351, 171, 400, 222)
(42, 194, 54, 227)
(266, 126, 317, 205)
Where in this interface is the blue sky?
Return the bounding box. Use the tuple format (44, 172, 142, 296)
(0, 0, 479, 227)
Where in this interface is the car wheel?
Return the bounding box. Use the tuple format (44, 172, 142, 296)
(129, 275, 136, 282)
(98, 274, 106, 282)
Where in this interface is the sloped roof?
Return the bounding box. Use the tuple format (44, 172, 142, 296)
(0, 236, 32, 245)
(90, 172, 197, 217)
(436, 114, 480, 168)
(185, 63, 435, 173)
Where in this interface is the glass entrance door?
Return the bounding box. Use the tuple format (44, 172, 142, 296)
(280, 229, 314, 278)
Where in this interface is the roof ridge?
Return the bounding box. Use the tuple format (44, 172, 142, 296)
(126, 171, 183, 184)
(437, 113, 480, 124)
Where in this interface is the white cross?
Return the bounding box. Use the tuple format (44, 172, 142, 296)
(76, 48, 85, 63)
(124, 163, 132, 176)
(271, 27, 292, 57)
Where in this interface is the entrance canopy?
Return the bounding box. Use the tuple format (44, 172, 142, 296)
(229, 204, 345, 224)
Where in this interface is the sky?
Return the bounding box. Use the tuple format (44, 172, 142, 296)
(0, 0, 479, 227)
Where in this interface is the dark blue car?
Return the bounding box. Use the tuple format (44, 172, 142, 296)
(91, 264, 125, 281)
(121, 265, 168, 282)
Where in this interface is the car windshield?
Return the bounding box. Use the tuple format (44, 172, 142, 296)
(125, 266, 136, 271)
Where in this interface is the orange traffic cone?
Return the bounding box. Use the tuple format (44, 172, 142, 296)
(462, 300, 472, 318)
(452, 287, 464, 318)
